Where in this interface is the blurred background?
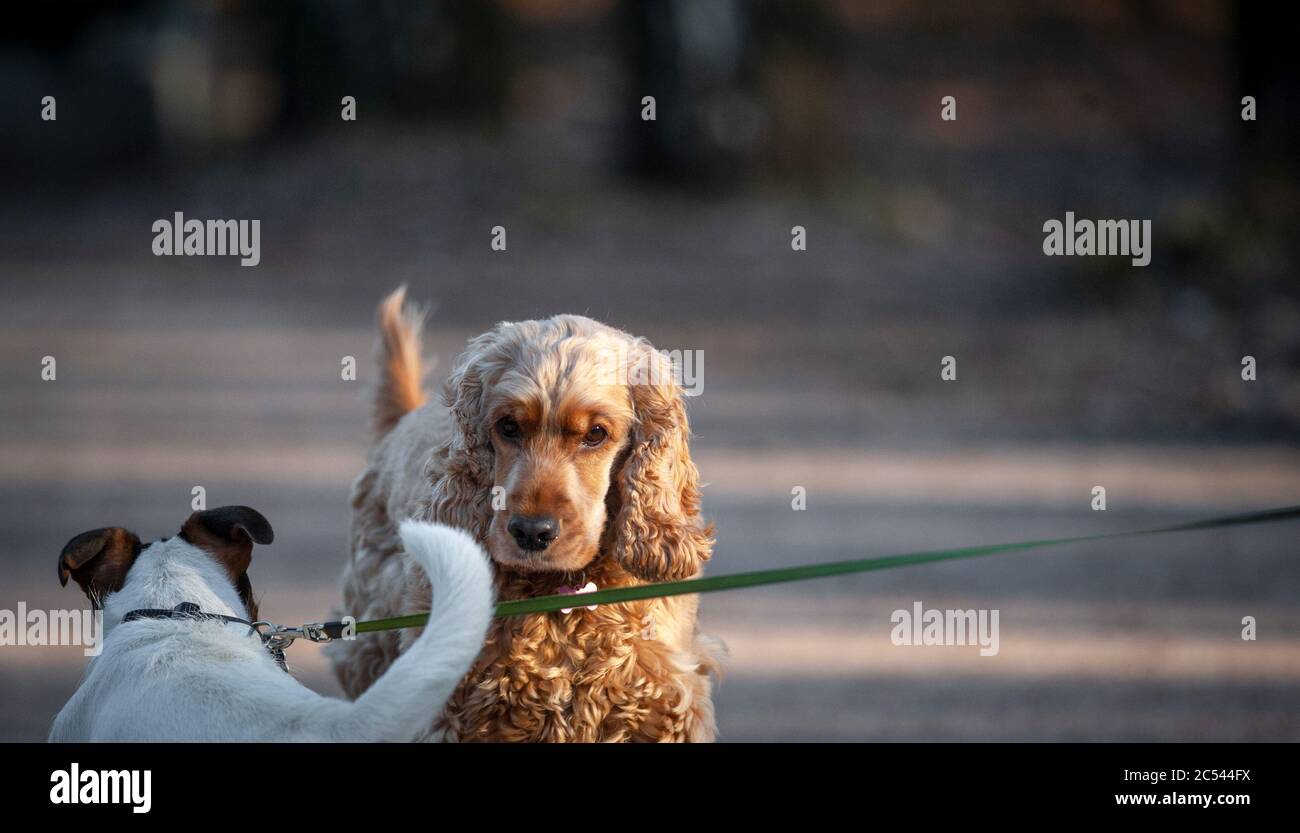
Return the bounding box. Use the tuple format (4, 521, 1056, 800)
(2, 0, 1298, 741)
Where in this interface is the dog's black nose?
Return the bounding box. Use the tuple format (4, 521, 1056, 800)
(508, 516, 558, 551)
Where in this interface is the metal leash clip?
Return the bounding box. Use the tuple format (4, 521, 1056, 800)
(299, 622, 336, 644)
(248, 621, 301, 652)
(247, 620, 336, 650)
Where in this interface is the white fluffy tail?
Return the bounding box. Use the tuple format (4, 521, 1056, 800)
(326, 522, 493, 741)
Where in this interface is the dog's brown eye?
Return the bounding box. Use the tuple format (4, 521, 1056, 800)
(497, 418, 522, 441)
(582, 425, 608, 447)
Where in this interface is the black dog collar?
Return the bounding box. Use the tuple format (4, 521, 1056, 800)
(121, 602, 289, 671)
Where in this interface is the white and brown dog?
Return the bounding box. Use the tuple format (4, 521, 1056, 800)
(49, 506, 493, 742)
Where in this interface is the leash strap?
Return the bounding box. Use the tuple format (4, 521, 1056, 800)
(353, 503, 1300, 633)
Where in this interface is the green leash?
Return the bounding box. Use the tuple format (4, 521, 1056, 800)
(353, 504, 1300, 634)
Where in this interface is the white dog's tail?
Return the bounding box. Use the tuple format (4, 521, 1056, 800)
(325, 521, 493, 742)
(373, 286, 427, 439)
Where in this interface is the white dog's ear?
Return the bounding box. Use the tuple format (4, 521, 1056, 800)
(180, 506, 274, 619)
(58, 527, 143, 607)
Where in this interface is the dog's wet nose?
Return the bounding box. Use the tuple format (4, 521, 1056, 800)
(508, 516, 558, 551)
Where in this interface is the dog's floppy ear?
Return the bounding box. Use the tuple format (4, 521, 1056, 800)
(179, 505, 273, 580)
(429, 325, 513, 541)
(607, 340, 713, 581)
(57, 527, 143, 607)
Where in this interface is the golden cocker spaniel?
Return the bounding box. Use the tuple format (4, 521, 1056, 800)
(329, 288, 723, 742)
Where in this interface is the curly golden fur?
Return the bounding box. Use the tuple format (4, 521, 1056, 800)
(329, 288, 723, 742)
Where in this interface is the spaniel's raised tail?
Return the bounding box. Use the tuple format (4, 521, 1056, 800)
(373, 286, 427, 438)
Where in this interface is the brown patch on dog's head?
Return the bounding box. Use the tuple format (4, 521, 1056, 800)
(57, 527, 143, 608)
(179, 506, 274, 619)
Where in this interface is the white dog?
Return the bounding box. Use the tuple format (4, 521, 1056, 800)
(49, 506, 492, 742)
